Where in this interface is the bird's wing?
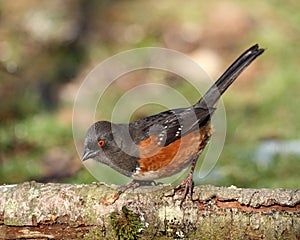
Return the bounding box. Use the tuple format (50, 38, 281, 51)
(130, 106, 213, 146)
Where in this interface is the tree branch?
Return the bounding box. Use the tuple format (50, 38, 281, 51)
(0, 182, 299, 239)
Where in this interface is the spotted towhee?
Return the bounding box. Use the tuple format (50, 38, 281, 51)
(82, 44, 264, 204)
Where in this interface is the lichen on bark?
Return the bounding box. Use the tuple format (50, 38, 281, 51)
(0, 182, 299, 239)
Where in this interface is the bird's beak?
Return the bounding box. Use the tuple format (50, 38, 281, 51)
(81, 149, 96, 161)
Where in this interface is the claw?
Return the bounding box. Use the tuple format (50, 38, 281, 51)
(102, 181, 141, 205)
(174, 154, 198, 206)
(103, 192, 119, 205)
(174, 173, 194, 206)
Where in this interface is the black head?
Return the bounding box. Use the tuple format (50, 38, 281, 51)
(82, 121, 113, 161)
(81, 121, 139, 177)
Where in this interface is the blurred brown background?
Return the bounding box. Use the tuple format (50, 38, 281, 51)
(0, 0, 299, 188)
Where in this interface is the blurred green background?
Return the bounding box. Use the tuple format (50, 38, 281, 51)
(0, 0, 299, 189)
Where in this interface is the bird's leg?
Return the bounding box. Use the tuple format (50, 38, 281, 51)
(117, 180, 142, 195)
(103, 181, 140, 205)
(174, 154, 198, 205)
(103, 180, 154, 205)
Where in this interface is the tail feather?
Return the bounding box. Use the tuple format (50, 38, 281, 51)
(195, 44, 265, 109)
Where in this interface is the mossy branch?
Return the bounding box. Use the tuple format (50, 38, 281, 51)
(0, 182, 299, 239)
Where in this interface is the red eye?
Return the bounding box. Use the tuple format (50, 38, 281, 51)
(97, 139, 105, 147)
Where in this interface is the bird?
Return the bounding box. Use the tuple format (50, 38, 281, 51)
(82, 44, 264, 204)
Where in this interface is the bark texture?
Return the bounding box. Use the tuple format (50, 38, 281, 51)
(0, 182, 299, 239)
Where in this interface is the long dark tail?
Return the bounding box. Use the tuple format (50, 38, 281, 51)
(195, 44, 264, 109)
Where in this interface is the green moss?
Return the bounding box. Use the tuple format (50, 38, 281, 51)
(110, 206, 144, 240)
(80, 226, 106, 240)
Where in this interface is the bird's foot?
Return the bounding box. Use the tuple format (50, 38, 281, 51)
(174, 173, 194, 206)
(103, 180, 142, 205)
